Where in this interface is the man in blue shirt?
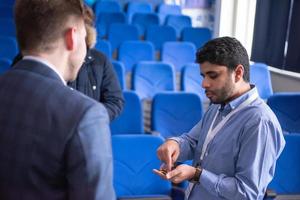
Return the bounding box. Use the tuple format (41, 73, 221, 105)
(155, 37, 285, 200)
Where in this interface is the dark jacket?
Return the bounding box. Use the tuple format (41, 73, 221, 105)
(68, 49, 124, 121)
(0, 59, 116, 200)
(12, 49, 124, 121)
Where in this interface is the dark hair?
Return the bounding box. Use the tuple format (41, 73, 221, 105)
(196, 37, 250, 82)
(14, 0, 84, 52)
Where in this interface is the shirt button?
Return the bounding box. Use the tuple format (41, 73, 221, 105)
(92, 85, 96, 90)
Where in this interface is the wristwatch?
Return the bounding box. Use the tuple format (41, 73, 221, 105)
(189, 166, 202, 183)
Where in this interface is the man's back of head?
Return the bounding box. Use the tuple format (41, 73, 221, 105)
(14, 0, 87, 81)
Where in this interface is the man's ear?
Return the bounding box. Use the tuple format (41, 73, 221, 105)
(65, 27, 77, 51)
(234, 64, 244, 82)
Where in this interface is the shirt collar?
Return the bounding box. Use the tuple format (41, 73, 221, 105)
(220, 85, 258, 113)
(23, 55, 66, 85)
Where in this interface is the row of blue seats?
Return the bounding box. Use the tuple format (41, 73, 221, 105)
(111, 132, 300, 199)
(93, 2, 183, 24)
(113, 61, 273, 100)
(96, 12, 194, 38)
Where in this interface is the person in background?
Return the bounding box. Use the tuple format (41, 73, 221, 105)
(68, 5, 124, 121)
(0, 0, 115, 199)
(12, 5, 124, 121)
(155, 37, 285, 200)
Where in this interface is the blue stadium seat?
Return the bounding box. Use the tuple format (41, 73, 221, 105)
(96, 12, 127, 38)
(165, 15, 192, 38)
(145, 25, 177, 51)
(132, 13, 160, 37)
(108, 23, 139, 53)
(250, 63, 273, 99)
(93, 1, 121, 16)
(0, 5, 13, 18)
(267, 93, 300, 134)
(152, 92, 203, 138)
(112, 61, 126, 90)
(94, 40, 112, 59)
(161, 41, 196, 71)
(112, 134, 173, 199)
(268, 133, 300, 196)
(0, 0, 15, 6)
(0, 58, 11, 75)
(132, 61, 175, 100)
(181, 27, 212, 48)
(110, 91, 144, 134)
(0, 36, 18, 60)
(157, 4, 181, 24)
(0, 18, 16, 37)
(181, 63, 206, 101)
(127, 2, 153, 23)
(118, 41, 155, 73)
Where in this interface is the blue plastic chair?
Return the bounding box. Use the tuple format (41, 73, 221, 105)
(118, 41, 155, 73)
(132, 13, 160, 37)
(0, 5, 13, 18)
(152, 92, 203, 138)
(0, 36, 18, 60)
(157, 4, 181, 24)
(0, 58, 11, 75)
(181, 27, 212, 48)
(108, 23, 139, 53)
(250, 63, 273, 99)
(127, 2, 153, 23)
(161, 41, 196, 72)
(94, 40, 112, 59)
(112, 134, 173, 200)
(132, 61, 175, 100)
(268, 133, 300, 197)
(145, 25, 177, 51)
(96, 12, 127, 38)
(94, 1, 121, 16)
(165, 15, 192, 38)
(267, 93, 300, 134)
(112, 61, 126, 90)
(110, 91, 144, 134)
(181, 63, 206, 101)
(0, 18, 16, 37)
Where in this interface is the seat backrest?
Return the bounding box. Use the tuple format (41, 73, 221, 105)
(268, 133, 300, 194)
(108, 23, 139, 53)
(0, 58, 11, 75)
(161, 41, 196, 71)
(112, 134, 171, 197)
(94, 40, 112, 59)
(127, 2, 153, 23)
(181, 27, 212, 48)
(112, 61, 126, 90)
(0, 18, 16, 37)
(0, 36, 18, 60)
(94, 1, 122, 16)
(132, 13, 160, 37)
(250, 63, 273, 99)
(132, 61, 175, 100)
(157, 4, 181, 24)
(152, 92, 203, 138)
(118, 41, 155, 73)
(0, 5, 13, 18)
(110, 91, 144, 134)
(165, 15, 191, 38)
(181, 63, 206, 101)
(267, 93, 300, 134)
(145, 25, 177, 51)
(96, 12, 127, 38)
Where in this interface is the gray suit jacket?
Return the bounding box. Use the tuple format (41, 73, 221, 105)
(0, 59, 116, 200)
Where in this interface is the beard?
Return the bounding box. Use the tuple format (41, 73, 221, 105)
(206, 79, 235, 104)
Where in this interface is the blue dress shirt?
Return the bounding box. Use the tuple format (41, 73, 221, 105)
(172, 86, 285, 200)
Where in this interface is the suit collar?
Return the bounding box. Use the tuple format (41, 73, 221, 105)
(13, 59, 65, 85)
